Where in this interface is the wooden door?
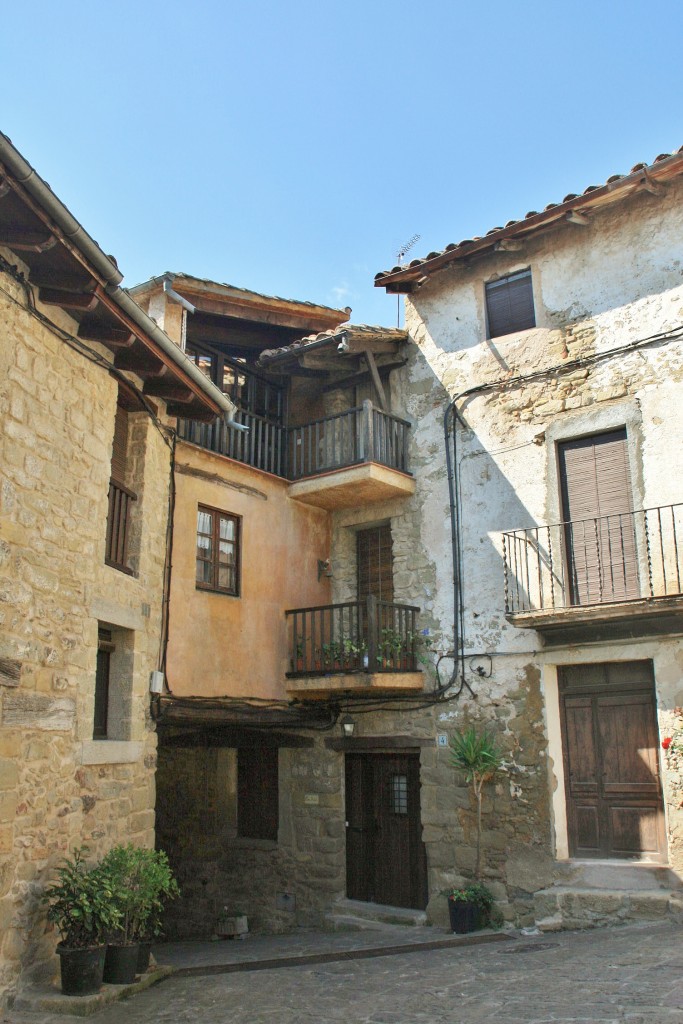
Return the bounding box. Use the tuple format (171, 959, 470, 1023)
(560, 662, 666, 861)
(357, 524, 393, 602)
(558, 430, 638, 605)
(345, 753, 427, 909)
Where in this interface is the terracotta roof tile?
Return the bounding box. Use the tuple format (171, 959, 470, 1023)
(375, 147, 683, 285)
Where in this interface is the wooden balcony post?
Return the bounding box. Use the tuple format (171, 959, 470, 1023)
(361, 400, 374, 463)
(366, 594, 378, 672)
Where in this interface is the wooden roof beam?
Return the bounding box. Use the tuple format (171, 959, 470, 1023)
(114, 344, 165, 376)
(78, 322, 136, 348)
(143, 374, 195, 403)
(39, 286, 99, 311)
(0, 178, 10, 200)
(566, 211, 590, 226)
(165, 400, 216, 422)
(495, 238, 524, 252)
(1, 227, 57, 253)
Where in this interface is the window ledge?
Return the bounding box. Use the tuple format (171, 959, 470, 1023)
(230, 837, 278, 851)
(81, 740, 142, 765)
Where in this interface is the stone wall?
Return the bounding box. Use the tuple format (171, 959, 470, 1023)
(0, 267, 171, 1002)
(390, 177, 683, 895)
(156, 739, 346, 937)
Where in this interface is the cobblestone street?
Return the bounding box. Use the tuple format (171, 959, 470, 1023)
(7, 921, 683, 1024)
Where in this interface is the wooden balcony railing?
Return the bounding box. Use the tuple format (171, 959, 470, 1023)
(285, 596, 420, 676)
(105, 478, 136, 574)
(178, 400, 411, 481)
(502, 504, 683, 615)
(177, 409, 287, 476)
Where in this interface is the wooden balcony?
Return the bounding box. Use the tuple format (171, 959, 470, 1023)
(178, 400, 414, 508)
(502, 504, 683, 644)
(284, 596, 424, 697)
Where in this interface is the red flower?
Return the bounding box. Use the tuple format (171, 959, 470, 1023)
(662, 737, 673, 750)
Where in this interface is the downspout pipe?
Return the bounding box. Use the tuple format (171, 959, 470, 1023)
(162, 276, 197, 315)
(444, 399, 469, 695)
(0, 132, 248, 432)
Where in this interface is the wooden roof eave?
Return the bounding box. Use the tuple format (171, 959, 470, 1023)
(0, 167, 221, 421)
(375, 153, 683, 291)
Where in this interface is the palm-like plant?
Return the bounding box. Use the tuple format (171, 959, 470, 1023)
(449, 727, 503, 880)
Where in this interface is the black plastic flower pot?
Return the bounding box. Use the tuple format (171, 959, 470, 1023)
(103, 943, 140, 984)
(57, 944, 106, 996)
(448, 898, 479, 934)
(136, 941, 152, 975)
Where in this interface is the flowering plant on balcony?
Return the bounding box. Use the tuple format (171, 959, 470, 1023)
(661, 707, 683, 808)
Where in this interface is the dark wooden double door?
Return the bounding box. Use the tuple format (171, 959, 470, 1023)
(560, 662, 666, 861)
(345, 752, 427, 909)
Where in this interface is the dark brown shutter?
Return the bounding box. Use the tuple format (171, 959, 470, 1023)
(558, 430, 637, 603)
(486, 270, 535, 338)
(237, 747, 279, 841)
(357, 524, 393, 602)
(111, 405, 129, 484)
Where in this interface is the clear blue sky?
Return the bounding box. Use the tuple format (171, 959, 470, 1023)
(2, 0, 682, 326)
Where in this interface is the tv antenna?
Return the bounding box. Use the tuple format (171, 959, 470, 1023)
(394, 234, 421, 326)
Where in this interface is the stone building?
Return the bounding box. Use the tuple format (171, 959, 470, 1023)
(130, 149, 683, 943)
(0, 134, 232, 1003)
(374, 146, 683, 927)
(4, 129, 683, 1005)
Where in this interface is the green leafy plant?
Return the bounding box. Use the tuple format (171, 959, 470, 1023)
(99, 844, 180, 944)
(449, 726, 503, 880)
(43, 848, 122, 949)
(447, 881, 494, 910)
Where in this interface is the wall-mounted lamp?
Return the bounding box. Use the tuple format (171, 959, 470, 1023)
(340, 715, 355, 737)
(318, 559, 332, 581)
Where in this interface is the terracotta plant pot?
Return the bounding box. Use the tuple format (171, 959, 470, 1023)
(57, 944, 106, 996)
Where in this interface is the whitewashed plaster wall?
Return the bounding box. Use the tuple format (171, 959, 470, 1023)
(386, 179, 683, 874)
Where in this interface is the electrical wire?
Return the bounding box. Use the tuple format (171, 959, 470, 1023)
(444, 318, 683, 697)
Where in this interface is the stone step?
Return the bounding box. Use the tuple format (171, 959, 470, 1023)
(325, 899, 428, 929)
(533, 886, 683, 933)
(555, 860, 683, 892)
(324, 913, 393, 933)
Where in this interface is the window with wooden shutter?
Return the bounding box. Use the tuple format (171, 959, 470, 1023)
(237, 746, 279, 841)
(357, 524, 394, 602)
(485, 270, 536, 339)
(558, 429, 638, 605)
(106, 396, 137, 573)
(111, 405, 129, 485)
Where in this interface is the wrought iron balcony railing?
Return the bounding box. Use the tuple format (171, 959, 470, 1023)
(502, 504, 683, 615)
(285, 596, 420, 676)
(178, 400, 411, 481)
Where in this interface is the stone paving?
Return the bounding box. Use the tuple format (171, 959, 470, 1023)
(5, 920, 683, 1024)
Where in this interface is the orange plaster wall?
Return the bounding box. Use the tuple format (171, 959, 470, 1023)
(166, 443, 332, 699)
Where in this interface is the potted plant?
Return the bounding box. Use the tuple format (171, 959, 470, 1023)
(446, 881, 495, 934)
(43, 848, 122, 996)
(447, 726, 503, 933)
(131, 849, 180, 973)
(99, 844, 180, 981)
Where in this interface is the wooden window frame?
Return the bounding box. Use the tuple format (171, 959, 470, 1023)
(94, 629, 114, 739)
(485, 269, 536, 339)
(196, 504, 241, 596)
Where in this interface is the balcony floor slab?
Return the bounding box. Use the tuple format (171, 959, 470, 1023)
(507, 594, 683, 646)
(285, 670, 424, 698)
(287, 462, 415, 510)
